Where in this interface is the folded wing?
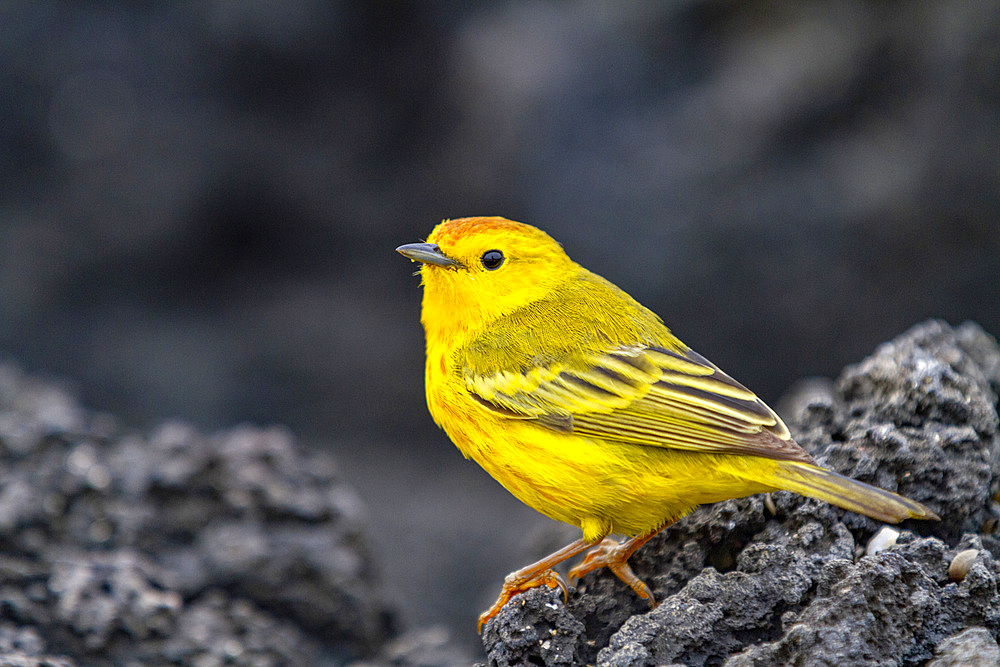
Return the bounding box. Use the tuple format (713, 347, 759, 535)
(465, 344, 813, 464)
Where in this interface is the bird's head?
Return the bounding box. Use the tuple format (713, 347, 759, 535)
(397, 217, 577, 337)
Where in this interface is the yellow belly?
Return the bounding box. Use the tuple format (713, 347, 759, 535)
(428, 375, 778, 541)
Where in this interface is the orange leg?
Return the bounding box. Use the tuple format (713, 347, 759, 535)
(478, 537, 595, 632)
(568, 524, 672, 605)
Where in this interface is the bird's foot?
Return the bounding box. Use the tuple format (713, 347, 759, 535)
(478, 568, 568, 632)
(568, 536, 656, 606)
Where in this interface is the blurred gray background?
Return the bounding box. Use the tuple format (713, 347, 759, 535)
(2, 0, 999, 649)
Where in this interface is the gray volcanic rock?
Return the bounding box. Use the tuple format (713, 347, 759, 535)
(480, 321, 1000, 665)
(926, 627, 1000, 666)
(1, 320, 996, 665)
(0, 365, 395, 664)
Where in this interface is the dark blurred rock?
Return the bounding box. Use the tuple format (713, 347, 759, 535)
(351, 626, 477, 667)
(0, 362, 473, 664)
(0, 653, 76, 667)
(480, 320, 1000, 665)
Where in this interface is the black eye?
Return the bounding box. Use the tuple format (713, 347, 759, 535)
(481, 249, 505, 270)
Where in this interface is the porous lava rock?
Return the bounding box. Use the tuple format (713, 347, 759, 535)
(481, 321, 1000, 666)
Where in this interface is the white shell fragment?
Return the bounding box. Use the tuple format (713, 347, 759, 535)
(948, 549, 980, 582)
(865, 526, 901, 557)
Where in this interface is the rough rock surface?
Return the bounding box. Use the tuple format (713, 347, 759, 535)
(480, 320, 1000, 666)
(925, 627, 1000, 667)
(2, 321, 997, 665)
(0, 364, 466, 665)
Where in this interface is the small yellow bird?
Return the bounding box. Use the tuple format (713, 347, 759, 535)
(397, 216, 937, 631)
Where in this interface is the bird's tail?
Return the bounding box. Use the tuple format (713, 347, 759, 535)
(771, 461, 939, 523)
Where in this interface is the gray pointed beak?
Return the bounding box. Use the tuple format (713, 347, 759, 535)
(395, 242, 464, 268)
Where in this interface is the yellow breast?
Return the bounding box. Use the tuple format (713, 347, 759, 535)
(425, 343, 777, 540)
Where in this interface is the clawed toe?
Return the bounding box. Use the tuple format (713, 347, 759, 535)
(477, 537, 595, 632)
(478, 568, 570, 632)
(476, 529, 668, 632)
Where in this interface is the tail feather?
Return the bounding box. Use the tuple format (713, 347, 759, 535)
(773, 461, 939, 523)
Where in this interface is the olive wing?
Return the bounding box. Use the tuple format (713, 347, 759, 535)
(465, 344, 813, 464)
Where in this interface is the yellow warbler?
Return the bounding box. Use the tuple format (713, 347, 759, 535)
(396, 216, 937, 631)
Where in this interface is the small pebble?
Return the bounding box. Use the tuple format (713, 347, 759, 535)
(865, 526, 900, 557)
(948, 549, 980, 581)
